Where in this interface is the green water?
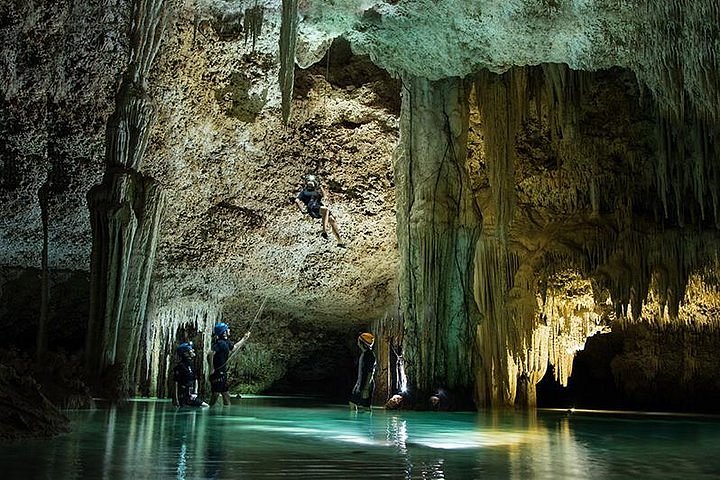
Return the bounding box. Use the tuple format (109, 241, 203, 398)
(2, 397, 720, 479)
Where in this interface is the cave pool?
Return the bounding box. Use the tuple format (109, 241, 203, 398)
(2, 396, 720, 479)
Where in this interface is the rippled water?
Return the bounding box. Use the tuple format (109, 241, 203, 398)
(3, 397, 720, 479)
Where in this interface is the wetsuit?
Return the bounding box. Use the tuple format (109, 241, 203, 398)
(297, 188, 323, 219)
(173, 360, 204, 407)
(350, 348, 377, 407)
(210, 338, 234, 393)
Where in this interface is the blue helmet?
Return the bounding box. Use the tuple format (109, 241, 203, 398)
(214, 322, 229, 337)
(176, 342, 193, 356)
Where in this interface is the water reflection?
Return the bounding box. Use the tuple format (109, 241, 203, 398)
(2, 399, 720, 479)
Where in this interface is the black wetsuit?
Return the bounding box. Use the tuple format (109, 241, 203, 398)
(297, 188, 323, 219)
(350, 348, 377, 407)
(211, 339, 234, 393)
(173, 360, 204, 407)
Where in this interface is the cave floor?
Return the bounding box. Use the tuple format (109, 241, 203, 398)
(2, 397, 719, 478)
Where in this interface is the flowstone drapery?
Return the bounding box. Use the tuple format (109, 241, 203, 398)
(395, 76, 482, 407)
(85, 0, 167, 397)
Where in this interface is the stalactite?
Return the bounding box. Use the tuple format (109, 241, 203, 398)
(473, 238, 524, 407)
(474, 70, 524, 242)
(637, 0, 719, 124)
(244, 4, 263, 52)
(396, 75, 482, 408)
(633, 0, 720, 226)
(144, 300, 222, 398)
(471, 59, 720, 407)
(279, 0, 298, 125)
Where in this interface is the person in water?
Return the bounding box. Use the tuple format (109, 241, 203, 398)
(295, 174, 346, 247)
(207, 322, 251, 406)
(384, 394, 406, 410)
(350, 332, 377, 412)
(173, 342, 209, 408)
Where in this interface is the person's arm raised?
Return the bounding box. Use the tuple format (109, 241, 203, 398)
(233, 331, 251, 350)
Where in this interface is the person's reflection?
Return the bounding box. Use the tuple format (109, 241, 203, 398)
(172, 411, 194, 480)
(169, 407, 225, 479)
(385, 415, 417, 479)
(203, 415, 226, 479)
(102, 405, 118, 478)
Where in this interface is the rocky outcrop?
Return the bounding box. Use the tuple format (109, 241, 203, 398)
(0, 365, 70, 441)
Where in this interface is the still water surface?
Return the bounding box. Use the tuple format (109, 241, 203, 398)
(3, 397, 720, 479)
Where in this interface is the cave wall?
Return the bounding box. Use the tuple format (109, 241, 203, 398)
(469, 62, 720, 408)
(1, 0, 401, 400)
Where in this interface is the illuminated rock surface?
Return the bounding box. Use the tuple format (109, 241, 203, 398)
(0, 0, 719, 420)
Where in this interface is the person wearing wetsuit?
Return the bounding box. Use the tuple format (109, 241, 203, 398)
(294, 174, 346, 247)
(350, 332, 377, 412)
(207, 322, 251, 406)
(173, 342, 208, 407)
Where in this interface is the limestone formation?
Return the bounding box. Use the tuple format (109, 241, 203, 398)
(85, 0, 168, 396)
(395, 76, 482, 406)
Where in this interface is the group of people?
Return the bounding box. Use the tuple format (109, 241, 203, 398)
(173, 328, 379, 411)
(172, 174, 365, 408)
(172, 322, 251, 408)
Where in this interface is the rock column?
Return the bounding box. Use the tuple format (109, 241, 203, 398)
(395, 76, 482, 407)
(86, 0, 167, 397)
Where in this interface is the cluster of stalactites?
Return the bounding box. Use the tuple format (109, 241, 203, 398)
(634, 0, 720, 225)
(621, 267, 720, 332)
(144, 300, 222, 397)
(474, 59, 720, 317)
(477, 60, 720, 229)
(474, 219, 720, 394)
(474, 64, 589, 241)
(636, 0, 719, 125)
(244, 4, 264, 51)
(536, 273, 610, 387)
(474, 237, 609, 406)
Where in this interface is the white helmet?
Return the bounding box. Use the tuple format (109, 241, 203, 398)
(305, 174, 318, 190)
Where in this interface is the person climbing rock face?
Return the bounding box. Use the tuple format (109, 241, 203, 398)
(207, 322, 251, 406)
(173, 342, 209, 408)
(349, 332, 377, 412)
(294, 174, 346, 247)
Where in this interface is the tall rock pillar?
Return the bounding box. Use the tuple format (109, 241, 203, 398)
(395, 76, 482, 407)
(86, 0, 167, 397)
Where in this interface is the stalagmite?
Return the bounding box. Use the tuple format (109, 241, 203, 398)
(395, 75, 482, 407)
(85, 0, 168, 397)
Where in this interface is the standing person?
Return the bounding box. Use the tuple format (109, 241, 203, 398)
(295, 174, 346, 247)
(349, 332, 376, 412)
(207, 322, 251, 406)
(173, 342, 209, 408)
